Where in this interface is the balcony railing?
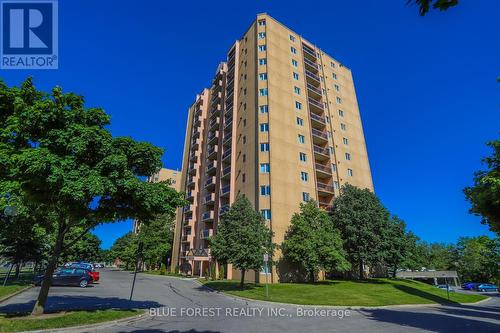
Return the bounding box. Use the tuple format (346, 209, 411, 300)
(302, 46, 317, 59)
(220, 205, 230, 215)
(307, 83, 322, 96)
(222, 150, 231, 161)
(201, 229, 213, 239)
(313, 145, 330, 156)
(204, 193, 215, 204)
(222, 166, 231, 178)
(304, 57, 319, 70)
(308, 97, 325, 111)
(305, 70, 321, 83)
(317, 182, 335, 193)
(205, 177, 216, 188)
(310, 112, 326, 125)
(209, 118, 219, 129)
(312, 128, 328, 140)
(202, 211, 214, 221)
(315, 163, 332, 174)
(221, 185, 230, 196)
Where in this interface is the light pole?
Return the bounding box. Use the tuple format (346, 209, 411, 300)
(2, 203, 18, 287)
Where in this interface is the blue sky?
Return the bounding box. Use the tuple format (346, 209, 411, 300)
(1, 1, 498, 248)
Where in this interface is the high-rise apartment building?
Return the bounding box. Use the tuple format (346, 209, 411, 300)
(171, 13, 373, 282)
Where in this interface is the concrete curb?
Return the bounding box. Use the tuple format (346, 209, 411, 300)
(18, 310, 149, 333)
(195, 280, 492, 310)
(0, 285, 33, 304)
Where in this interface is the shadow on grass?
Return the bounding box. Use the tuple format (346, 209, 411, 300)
(0, 296, 163, 315)
(393, 284, 459, 305)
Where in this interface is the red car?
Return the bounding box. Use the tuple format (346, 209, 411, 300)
(69, 263, 99, 282)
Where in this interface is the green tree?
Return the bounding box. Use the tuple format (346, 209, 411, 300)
(137, 213, 175, 270)
(456, 236, 499, 284)
(59, 230, 102, 264)
(209, 195, 274, 288)
(428, 243, 456, 270)
(407, 0, 459, 16)
(0, 78, 185, 314)
(464, 140, 500, 235)
(330, 184, 392, 279)
(109, 232, 138, 270)
(384, 216, 419, 277)
(281, 200, 350, 282)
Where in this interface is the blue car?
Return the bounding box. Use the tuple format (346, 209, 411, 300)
(461, 282, 480, 290)
(473, 283, 498, 292)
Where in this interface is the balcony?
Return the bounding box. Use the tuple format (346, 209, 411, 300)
(210, 104, 221, 117)
(188, 164, 196, 176)
(208, 131, 219, 145)
(317, 182, 335, 196)
(211, 91, 222, 103)
(302, 45, 317, 61)
(315, 163, 332, 179)
(308, 97, 325, 114)
(200, 229, 213, 240)
(192, 129, 200, 139)
(312, 128, 328, 144)
(187, 177, 195, 188)
(313, 145, 330, 161)
(193, 115, 202, 127)
(207, 146, 218, 160)
(223, 135, 232, 147)
(221, 166, 231, 180)
(206, 161, 217, 175)
(318, 200, 333, 211)
(222, 150, 231, 162)
(189, 151, 198, 162)
(201, 210, 214, 222)
(204, 193, 215, 205)
(186, 191, 194, 201)
(204, 176, 216, 190)
(304, 57, 319, 72)
(224, 120, 232, 133)
(220, 185, 230, 198)
(181, 234, 189, 242)
(183, 205, 194, 215)
(307, 83, 322, 99)
(220, 205, 230, 216)
(208, 117, 219, 130)
(310, 112, 326, 129)
(305, 70, 321, 86)
(191, 138, 200, 150)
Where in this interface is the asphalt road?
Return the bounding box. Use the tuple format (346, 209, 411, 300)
(0, 268, 499, 333)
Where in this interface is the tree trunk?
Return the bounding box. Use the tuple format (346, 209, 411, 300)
(359, 260, 364, 280)
(240, 269, 245, 289)
(392, 265, 397, 278)
(14, 263, 20, 280)
(309, 270, 315, 283)
(31, 223, 65, 315)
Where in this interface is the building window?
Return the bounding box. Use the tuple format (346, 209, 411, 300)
(260, 143, 270, 152)
(343, 138, 348, 145)
(329, 146, 334, 155)
(258, 45, 267, 51)
(341, 123, 346, 131)
(259, 58, 267, 65)
(258, 20, 266, 26)
(260, 163, 270, 173)
(258, 32, 266, 39)
(333, 73, 337, 80)
(347, 169, 353, 177)
(333, 181, 339, 189)
(326, 116, 330, 123)
(260, 185, 271, 196)
(242, 173, 246, 182)
(296, 117, 304, 126)
(243, 136, 246, 144)
(259, 105, 269, 113)
(330, 61, 335, 68)
(290, 34, 295, 42)
(334, 84, 340, 92)
(298, 134, 305, 144)
(345, 152, 351, 160)
(300, 172, 309, 182)
(336, 97, 342, 104)
(293, 72, 299, 80)
(243, 154, 246, 162)
(260, 123, 269, 132)
(295, 101, 302, 110)
(302, 192, 310, 201)
(259, 73, 268, 80)
(327, 131, 332, 138)
(243, 119, 246, 127)
(294, 86, 301, 94)
(290, 46, 297, 54)
(338, 109, 344, 117)
(261, 209, 272, 220)
(332, 164, 337, 172)
(299, 152, 307, 162)
(292, 59, 298, 67)
(259, 88, 268, 96)
(243, 88, 247, 95)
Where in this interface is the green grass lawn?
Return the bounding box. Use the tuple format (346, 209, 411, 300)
(0, 309, 143, 332)
(202, 278, 487, 306)
(141, 270, 184, 277)
(0, 283, 31, 300)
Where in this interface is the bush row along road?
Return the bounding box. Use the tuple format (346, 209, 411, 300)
(0, 268, 499, 333)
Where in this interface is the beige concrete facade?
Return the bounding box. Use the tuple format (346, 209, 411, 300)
(171, 14, 373, 282)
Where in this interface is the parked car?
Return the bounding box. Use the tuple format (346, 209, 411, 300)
(69, 262, 99, 282)
(436, 284, 455, 292)
(461, 282, 480, 290)
(33, 267, 92, 288)
(473, 283, 498, 292)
